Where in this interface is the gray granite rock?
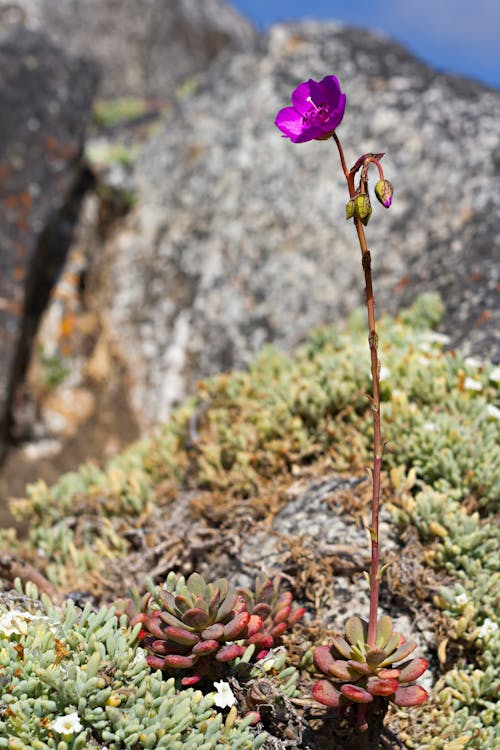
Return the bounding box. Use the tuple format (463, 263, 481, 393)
(0, 25, 98, 453)
(5, 0, 257, 98)
(96, 21, 500, 430)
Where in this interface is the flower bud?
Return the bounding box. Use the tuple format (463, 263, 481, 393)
(345, 198, 356, 220)
(375, 179, 393, 208)
(355, 194, 372, 226)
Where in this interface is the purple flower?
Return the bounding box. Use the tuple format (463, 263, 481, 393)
(275, 76, 346, 144)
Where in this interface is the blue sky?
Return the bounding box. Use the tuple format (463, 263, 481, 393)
(230, 0, 500, 89)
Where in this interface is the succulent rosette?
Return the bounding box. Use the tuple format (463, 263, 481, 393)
(275, 75, 346, 143)
(238, 574, 306, 659)
(131, 572, 263, 686)
(313, 615, 428, 727)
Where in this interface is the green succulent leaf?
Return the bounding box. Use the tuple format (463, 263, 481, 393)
(331, 635, 353, 659)
(347, 659, 372, 675)
(365, 647, 387, 669)
(345, 616, 366, 648)
(375, 615, 394, 649)
(216, 589, 239, 622)
(385, 631, 402, 655)
(382, 639, 417, 666)
(186, 572, 206, 596)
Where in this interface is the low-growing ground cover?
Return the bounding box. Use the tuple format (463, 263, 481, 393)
(0, 296, 498, 748)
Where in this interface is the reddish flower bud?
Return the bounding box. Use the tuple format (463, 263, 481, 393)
(375, 179, 393, 208)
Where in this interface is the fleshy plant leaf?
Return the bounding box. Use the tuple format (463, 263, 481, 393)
(345, 616, 366, 648)
(312, 680, 341, 707)
(398, 657, 429, 683)
(394, 685, 429, 707)
(375, 614, 393, 649)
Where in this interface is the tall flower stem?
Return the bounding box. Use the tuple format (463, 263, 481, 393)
(333, 132, 382, 648)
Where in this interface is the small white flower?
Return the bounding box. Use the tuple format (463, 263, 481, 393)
(0, 609, 35, 637)
(464, 356, 483, 369)
(463, 377, 483, 392)
(485, 404, 500, 421)
(370, 366, 390, 381)
(455, 593, 469, 607)
(132, 647, 147, 665)
(421, 332, 450, 346)
(478, 618, 498, 639)
(423, 421, 438, 432)
(488, 366, 500, 384)
(416, 353, 432, 364)
(379, 366, 391, 381)
(50, 711, 83, 735)
(213, 680, 237, 709)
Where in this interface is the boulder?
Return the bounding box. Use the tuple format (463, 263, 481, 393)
(98, 22, 500, 431)
(0, 25, 98, 452)
(6, 0, 257, 98)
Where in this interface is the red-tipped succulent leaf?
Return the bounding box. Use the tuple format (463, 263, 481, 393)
(341, 684, 373, 704)
(394, 685, 429, 706)
(312, 680, 341, 707)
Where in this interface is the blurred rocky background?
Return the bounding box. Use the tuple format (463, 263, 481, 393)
(0, 0, 498, 517)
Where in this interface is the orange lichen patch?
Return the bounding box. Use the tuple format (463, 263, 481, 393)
(59, 313, 75, 339)
(56, 141, 79, 160)
(16, 218, 29, 233)
(394, 275, 411, 291)
(5, 191, 32, 210)
(467, 271, 483, 284)
(476, 309, 492, 324)
(54, 638, 70, 665)
(44, 135, 58, 152)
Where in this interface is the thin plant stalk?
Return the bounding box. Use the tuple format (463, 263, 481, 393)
(333, 131, 382, 648)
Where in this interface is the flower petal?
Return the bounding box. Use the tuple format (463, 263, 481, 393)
(319, 75, 343, 107)
(275, 106, 307, 141)
(291, 80, 314, 115)
(305, 78, 329, 108)
(320, 94, 346, 132)
(293, 125, 331, 143)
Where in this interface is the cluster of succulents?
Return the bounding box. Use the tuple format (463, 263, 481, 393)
(129, 572, 304, 686)
(0, 582, 268, 750)
(238, 574, 306, 660)
(313, 615, 428, 730)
